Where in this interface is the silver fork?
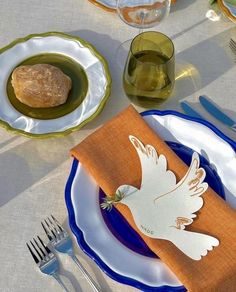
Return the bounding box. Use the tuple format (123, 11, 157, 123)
(26, 235, 69, 292)
(229, 38, 236, 60)
(41, 215, 101, 292)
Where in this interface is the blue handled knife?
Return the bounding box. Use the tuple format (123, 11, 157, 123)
(199, 96, 236, 132)
(180, 101, 204, 120)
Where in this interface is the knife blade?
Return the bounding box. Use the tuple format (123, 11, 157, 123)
(180, 101, 204, 120)
(199, 96, 236, 132)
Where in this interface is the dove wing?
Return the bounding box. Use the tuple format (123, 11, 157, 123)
(129, 136, 176, 192)
(154, 151, 208, 230)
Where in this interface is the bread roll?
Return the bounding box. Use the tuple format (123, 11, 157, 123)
(11, 64, 72, 108)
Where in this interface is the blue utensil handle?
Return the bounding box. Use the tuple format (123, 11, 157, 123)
(180, 101, 204, 119)
(199, 96, 236, 127)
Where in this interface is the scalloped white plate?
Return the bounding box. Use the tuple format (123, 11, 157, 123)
(0, 32, 111, 138)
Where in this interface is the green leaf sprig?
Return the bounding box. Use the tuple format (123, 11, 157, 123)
(100, 190, 125, 211)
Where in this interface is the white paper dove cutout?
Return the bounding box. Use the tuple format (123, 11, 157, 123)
(116, 135, 219, 260)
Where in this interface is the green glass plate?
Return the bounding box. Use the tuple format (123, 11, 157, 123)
(7, 53, 88, 120)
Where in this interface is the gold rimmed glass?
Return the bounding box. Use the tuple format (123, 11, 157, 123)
(123, 31, 175, 107)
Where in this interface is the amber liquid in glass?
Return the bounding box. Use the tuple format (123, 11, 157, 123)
(123, 49, 174, 107)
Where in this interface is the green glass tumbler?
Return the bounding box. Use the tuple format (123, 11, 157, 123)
(123, 31, 175, 107)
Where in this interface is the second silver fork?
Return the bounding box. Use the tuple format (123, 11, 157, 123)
(41, 215, 101, 292)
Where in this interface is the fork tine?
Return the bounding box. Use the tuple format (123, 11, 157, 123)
(230, 38, 236, 45)
(48, 217, 55, 227)
(230, 39, 235, 47)
(230, 43, 236, 51)
(47, 217, 60, 237)
(30, 239, 44, 260)
(44, 219, 57, 239)
(230, 39, 236, 51)
(48, 217, 58, 229)
(26, 242, 39, 264)
(41, 221, 53, 241)
(51, 215, 64, 232)
(33, 238, 46, 258)
(37, 235, 51, 255)
(230, 38, 235, 43)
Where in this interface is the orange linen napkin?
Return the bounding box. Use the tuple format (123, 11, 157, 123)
(71, 105, 236, 292)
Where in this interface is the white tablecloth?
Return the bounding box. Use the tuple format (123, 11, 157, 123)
(0, 1, 236, 291)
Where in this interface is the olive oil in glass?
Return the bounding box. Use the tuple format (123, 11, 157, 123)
(123, 32, 175, 107)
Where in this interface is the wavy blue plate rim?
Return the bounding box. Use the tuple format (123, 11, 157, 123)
(65, 109, 236, 292)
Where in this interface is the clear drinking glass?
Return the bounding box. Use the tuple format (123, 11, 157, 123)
(123, 31, 175, 107)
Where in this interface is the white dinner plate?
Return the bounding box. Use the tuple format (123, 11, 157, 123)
(65, 110, 236, 291)
(0, 32, 111, 138)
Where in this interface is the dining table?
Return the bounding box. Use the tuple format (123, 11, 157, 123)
(0, 1, 236, 291)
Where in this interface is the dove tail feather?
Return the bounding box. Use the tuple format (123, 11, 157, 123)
(129, 135, 146, 154)
(167, 229, 219, 260)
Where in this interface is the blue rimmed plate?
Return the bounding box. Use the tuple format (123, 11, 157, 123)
(65, 110, 236, 291)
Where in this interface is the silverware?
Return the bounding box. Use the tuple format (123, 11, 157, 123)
(26, 236, 69, 292)
(180, 101, 204, 120)
(199, 96, 236, 132)
(42, 215, 101, 292)
(229, 38, 236, 60)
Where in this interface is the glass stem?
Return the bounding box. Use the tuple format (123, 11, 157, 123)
(139, 11, 145, 35)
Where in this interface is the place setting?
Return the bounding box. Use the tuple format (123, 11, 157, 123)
(65, 8, 236, 286)
(0, 1, 236, 292)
